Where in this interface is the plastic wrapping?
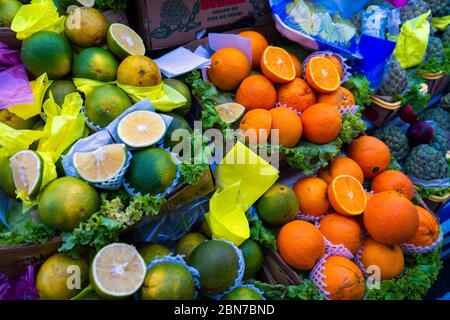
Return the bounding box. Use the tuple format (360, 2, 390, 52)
(0, 43, 34, 109)
(0, 265, 39, 300)
(401, 230, 443, 254)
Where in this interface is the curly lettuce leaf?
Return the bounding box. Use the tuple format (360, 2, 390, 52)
(343, 74, 374, 107)
(59, 193, 165, 257)
(250, 220, 278, 251)
(416, 185, 450, 199)
(339, 112, 367, 144)
(417, 46, 450, 75)
(184, 70, 231, 131)
(0, 201, 55, 245)
(94, 0, 128, 10)
(179, 131, 214, 185)
(366, 247, 443, 300)
(248, 280, 324, 300)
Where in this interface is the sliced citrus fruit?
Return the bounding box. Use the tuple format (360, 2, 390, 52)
(305, 56, 341, 93)
(261, 46, 296, 84)
(327, 175, 367, 216)
(90, 243, 146, 299)
(9, 150, 43, 199)
(215, 102, 246, 124)
(117, 110, 166, 148)
(73, 144, 127, 183)
(107, 23, 146, 60)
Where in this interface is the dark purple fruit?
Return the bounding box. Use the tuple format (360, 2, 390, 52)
(407, 120, 434, 146)
(399, 104, 418, 124)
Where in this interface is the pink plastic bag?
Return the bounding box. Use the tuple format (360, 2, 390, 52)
(0, 265, 39, 300)
(387, 0, 409, 8)
(0, 42, 34, 110)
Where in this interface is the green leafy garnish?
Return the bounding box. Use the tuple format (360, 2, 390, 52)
(179, 131, 214, 185)
(417, 46, 450, 75)
(184, 70, 231, 132)
(280, 112, 366, 173)
(366, 247, 443, 300)
(343, 74, 374, 108)
(249, 220, 278, 251)
(416, 185, 450, 199)
(0, 200, 55, 245)
(248, 280, 324, 300)
(59, 192, 165, 258)
(94, 0, 128, 10)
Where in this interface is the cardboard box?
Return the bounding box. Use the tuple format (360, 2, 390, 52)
(132, 0, 272, 51)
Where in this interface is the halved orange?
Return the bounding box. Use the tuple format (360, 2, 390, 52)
(305, 56, 341, 93)
(261, 46, 296, 84)
(327, 175, 367, 216)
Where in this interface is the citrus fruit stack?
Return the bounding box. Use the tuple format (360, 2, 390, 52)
(206, 31, 354, 149)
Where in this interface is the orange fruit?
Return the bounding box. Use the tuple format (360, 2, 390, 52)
(208, 47, 250, 91)
(317, 87, 355, 109)
(403, 206, 440, 247)
(236, 75, 276, 110)
(317, 256, 365, 300)
(358, 237, 404, 280)
(364, 191, 419, 245)
(325, 55, 343, 78)
(289, 53, 303, 77)
(318, 156, 364, 185)
(269, 107, 302, 148)
(301, 103, 342, 144)
(327, 175, 367, 216)
(277, 78, 316, 113)
(371, 170, 414, 200)
(305, 56, 340, 93)
(277, 220, 325, 271)
(347, 136, 391, 179)
(293, 177, 329, 217)
(238, 31, 268, 69)
(260, 46, 296, 84)
(319, 213, 363, 254)
(239, 109, 272, 144)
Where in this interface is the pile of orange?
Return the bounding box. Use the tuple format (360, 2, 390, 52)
(206, 31, 356, 148)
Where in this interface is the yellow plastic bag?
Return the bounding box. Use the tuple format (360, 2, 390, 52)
(394, 11, 431, 69)
(38, 92, 85, 160)
(116, 82, 187, 112)
(11, 0, 65, 40)
(432, 16, 450, 32)
(8, 73, 52, 120)
(72, 78, 114, 96)
(0, 123, 45, 158)
(206, 142, 279, 246)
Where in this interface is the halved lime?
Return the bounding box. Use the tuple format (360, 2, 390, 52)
(107, 23, 146, 60)
(73, 144, 127, 183)
(9, 150, 43, 200)
(215, 102, 246, 124)
(90, 243, 146, 299)
(117, 111, 166, 148)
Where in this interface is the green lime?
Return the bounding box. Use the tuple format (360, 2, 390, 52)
(0, 156, 15, 198)
(255, 183, 299, 226)
(0, 109, 39, 130)
(163, 113, 192, 150)
(221, 287, 263, 300)
(85, 84, 132, 128)
(90, 243, 146, 299)
(0, 0, 22, 27)
(38, 177, 100, 231)
(163, 78, 192, 116)
(140, 262, 196, 300)
(125, 148, 178, 195)
(36, 253, 89, 300)
(239, 239, 263, 279)
(176, 232, 207, 260)
(64, 7, 108, 48)
(139, 244, 171, 265)
(72, 47, 118, 82)
(188, 240, 239, 296)
(44, 79, 77, 106)
(107, 23, 145, 60)
(21, 31, 73, 79)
